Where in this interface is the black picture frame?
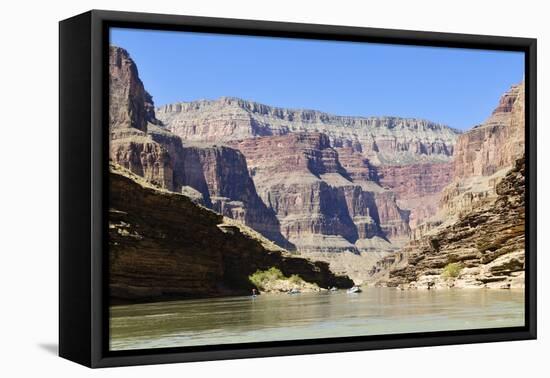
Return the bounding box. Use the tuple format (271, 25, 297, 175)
(59, 9, 537, 368)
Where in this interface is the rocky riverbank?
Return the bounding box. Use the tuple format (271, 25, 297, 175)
(383, 156, 525, 290)
(109, 164, 353, 303)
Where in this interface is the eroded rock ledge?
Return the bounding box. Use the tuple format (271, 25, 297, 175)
(109, 164, 353, 303)
(380, 156, 525, 290)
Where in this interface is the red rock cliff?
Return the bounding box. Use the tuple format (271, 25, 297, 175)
(438, 81, 525, 219)
(157, 97, 459, 166)
(229, 133, 411, 255)
(109, 46, 287, 247)
(109, 46, 174, 189)
(453, 82, 525, 179)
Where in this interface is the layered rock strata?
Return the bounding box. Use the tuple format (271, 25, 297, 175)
(177, 143, 290, 248)
(377, 162, 454, 228)
(109, 46, 287, 246)
(383, 157, 525, 289)
(109, 46, 155, 132)
(157, 96, 459, 240)
(157, 97, 460, 166)
(109, 164, 353, 303)
(371, 82, 526, 287)
(228, 132, 411, 283)
(437, 81, 525, 221)
(229, 133, 410, 249)
(109, 46, 174, 189)
(110, 44, 526, 289)
(453, 82, 525, 179)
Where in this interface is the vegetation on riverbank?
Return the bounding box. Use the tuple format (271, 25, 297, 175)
(249, 267, 321, 293)
(442, 262, 463, 279)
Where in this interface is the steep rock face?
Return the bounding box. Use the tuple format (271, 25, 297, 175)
(228, 132, 410, 283)
(368, 81, 526, 284)
(335, 146, 379, 183)
(435, 81, 525, 220)
(110, 132, 174, 190)
(145, 126, 289, 246)
(109, 164, 353, 303)
(109, 46, 287, 245)
(157, 97, 459, 239)
(157, 97, 460, 165)
(109, 46, 155, 132)
(109, 46, 174, 189)
(438, 168, 508, 219)
(376, 162, 454, 228)
(453, 82, 524, 179)
(179, 144, 290, 248)
(383, 157, 525, 289)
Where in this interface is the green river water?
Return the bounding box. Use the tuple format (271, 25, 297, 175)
(110, 288, 524, 351)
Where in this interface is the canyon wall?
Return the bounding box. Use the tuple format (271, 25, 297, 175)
(154, 80, 462, 282)
(157, 97, 459, 166)
(376, 162, 454, 228)
(109, 164, 353, 303)
(176, 143, 290, 248)
(453, 82, 525, 179)
(227, 132, 414, 282)
(385, 157, 525, 289)
(109, 46, 154, 132)
(109, 46, 287, 246)
(439, 81, 525, 219)
(371, 82, 526, 287)
(110, 44, 525, 288)
(109, 47, 174, 189)
(157, 96, 460, 243)
(228, 133, 410, 253)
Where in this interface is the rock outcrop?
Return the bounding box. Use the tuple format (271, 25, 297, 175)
(157, 97, 459, 239)
(177, 143, 291, 248)
(109, 46, 156, 132)
(109, 46, 288, 246)
(383, 157, 525, 289)
(157, 97, 460, 165)
(109, 46, 174, 189)
(109, 164, 353, 303)
(436, 81, 525, 220)
(453, 82, 525, 179)
(229, 133, 410, 249)
(228, 132, 410, 283)
(109, 127, 176, 190)
(156, 95, 458, 242)
(377, 162, 454, 228)
(153, 82, 464, 281)
(368, 81, 526, 286)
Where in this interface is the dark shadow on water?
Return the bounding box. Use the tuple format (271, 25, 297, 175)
(38, 343, 58, 355)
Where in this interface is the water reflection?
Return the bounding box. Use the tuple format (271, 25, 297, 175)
(110, 288, 524, 351)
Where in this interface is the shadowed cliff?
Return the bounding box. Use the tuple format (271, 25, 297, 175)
(109, 164, 353, 303)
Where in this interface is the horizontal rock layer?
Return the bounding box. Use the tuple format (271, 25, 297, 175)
(109, 165, 353, 303)
(376, 162, 454, 228)
(157, 96, 460, 165)
(228, 132, 410, 282)
(453, 82, 524, 179)
(382, 156, 525, 289)
(156, 95, 461, 251)
(108, 46, 288, 247)
(427, 81, 526, 224)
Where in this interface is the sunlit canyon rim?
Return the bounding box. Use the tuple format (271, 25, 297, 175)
(108, 45, 525, 305)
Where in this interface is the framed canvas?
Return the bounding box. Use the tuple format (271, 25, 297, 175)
(59, 10, 537, 368)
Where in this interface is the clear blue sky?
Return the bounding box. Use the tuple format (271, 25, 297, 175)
(110, 28, 524, 130)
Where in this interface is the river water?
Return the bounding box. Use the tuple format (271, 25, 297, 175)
(110, 288, 524, 351)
